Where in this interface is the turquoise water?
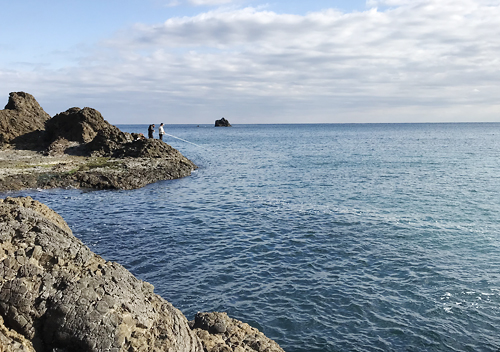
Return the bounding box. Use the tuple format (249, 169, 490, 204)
(4, 123, 500, 351)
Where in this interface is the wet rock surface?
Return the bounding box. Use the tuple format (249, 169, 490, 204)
(0, 151, 196, 192)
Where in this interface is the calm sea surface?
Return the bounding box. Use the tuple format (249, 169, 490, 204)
(4, 123, 500, 351)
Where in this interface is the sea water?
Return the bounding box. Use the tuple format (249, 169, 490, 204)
(4, 123, 500, 351)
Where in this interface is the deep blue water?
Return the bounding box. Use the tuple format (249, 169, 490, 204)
(3, 123, 500, 351)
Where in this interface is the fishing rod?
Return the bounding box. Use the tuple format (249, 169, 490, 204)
(163, 133, 208, 150)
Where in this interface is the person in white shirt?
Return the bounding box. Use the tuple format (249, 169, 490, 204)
(158, 123, 165, 141)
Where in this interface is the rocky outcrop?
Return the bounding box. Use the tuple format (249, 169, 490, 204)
(45, 107, 118, 145)
(191, 312, 285, 352)
(0, 92, 51, 147)
(0, 153, 196, 192)
(0, 196, 203, 352)
(215, 118, 231, 127)
(0, 92, 198, 191)
(45, 107, 135, 157)
(0, 197, 286, 352)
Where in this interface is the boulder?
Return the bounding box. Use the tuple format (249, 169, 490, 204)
(43, 137, 71, 157)
(45, 107, 138, 157)
(0, 196, 203, 352)
(86, 126, 134, 157)
(190, 312, 285, 352)
(0, 92, 51, 147)
(215, 118, 231, 127)
(45, 107, 128, 145)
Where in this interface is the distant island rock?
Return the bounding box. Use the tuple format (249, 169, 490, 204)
(0, 92, 197, 192)
(215, 118, 231, 127)
(0, 196, 285, 352)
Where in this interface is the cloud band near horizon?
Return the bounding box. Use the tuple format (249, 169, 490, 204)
(1, 0, 499, 124)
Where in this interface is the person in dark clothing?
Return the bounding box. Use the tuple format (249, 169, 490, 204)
(148, 124, 155, 139)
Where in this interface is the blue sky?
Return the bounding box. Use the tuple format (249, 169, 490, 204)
(1, 0, 499, 124)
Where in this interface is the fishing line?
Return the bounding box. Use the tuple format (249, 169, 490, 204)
(163, 133, 208, 150)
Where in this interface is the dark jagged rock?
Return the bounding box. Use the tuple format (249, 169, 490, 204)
(86, 126, 134, 157)
(0, 196, 203, 352)
(0, 92, 51, 147)
(44, 107, 137, 158)
(45, 107, 120, 145)
(44, 106, 180, 160)
(215, 118, 231, 127)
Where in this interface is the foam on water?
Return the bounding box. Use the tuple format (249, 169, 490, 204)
(5, 123, 500, 351)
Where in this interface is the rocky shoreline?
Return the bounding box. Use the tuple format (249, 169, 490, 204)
(0, 197, 285, 351)
(0, 149, 195, 192)
(0, 92, 196, 192)
(0, 93, 286, 351)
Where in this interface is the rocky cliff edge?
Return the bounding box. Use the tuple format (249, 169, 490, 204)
(0, 197, 285, 352)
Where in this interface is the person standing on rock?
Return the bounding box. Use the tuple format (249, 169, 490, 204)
(148, 124, 155, 139)
(158, 123, 165, 141)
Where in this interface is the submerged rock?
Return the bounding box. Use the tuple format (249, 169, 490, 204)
(0, 92, 51, 147)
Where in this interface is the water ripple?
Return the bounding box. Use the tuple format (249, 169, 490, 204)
(5, 123, 500, 351)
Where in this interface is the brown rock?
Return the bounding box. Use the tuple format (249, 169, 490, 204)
(115, 138, 181, 158)
(191, 312, 285, 352)
(0, 196, 203, 352)
(0, 92, 51, 147)
(43, 137, 71, 157)
(86, 126, 134, 157)
(45, 107, 127, 145)
(0, 314, 35, 352)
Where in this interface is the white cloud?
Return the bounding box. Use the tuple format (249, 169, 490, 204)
(2, 0, 500, 123)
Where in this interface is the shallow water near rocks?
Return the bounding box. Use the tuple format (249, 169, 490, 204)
(5, 123, 500, 351)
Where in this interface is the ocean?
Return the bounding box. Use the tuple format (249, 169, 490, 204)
(4, 123, 500, 351)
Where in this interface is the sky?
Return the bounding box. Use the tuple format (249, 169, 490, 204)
(1, 0, 499, 124)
